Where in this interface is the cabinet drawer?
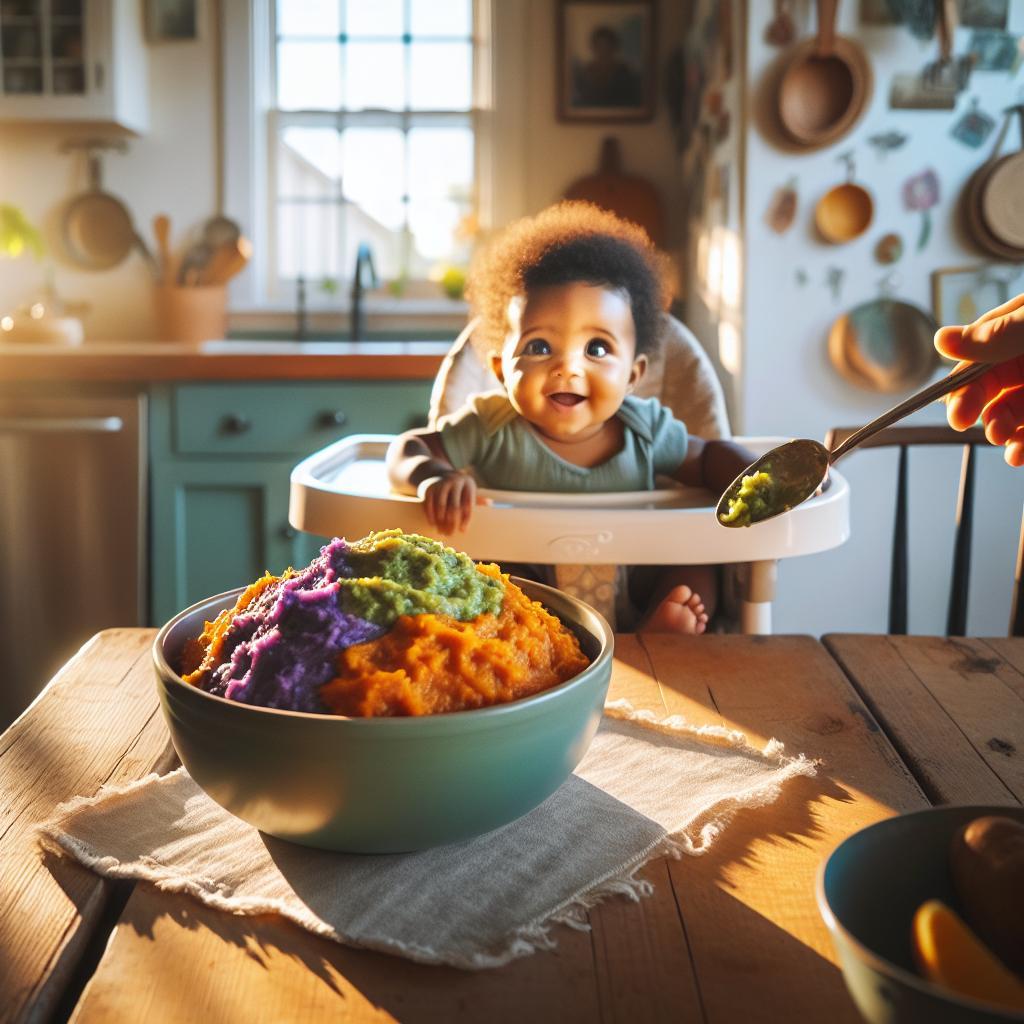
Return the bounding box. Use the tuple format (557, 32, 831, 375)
(173, 382, 431, 456)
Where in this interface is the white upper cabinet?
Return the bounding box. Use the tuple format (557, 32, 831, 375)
(0, 0, 147, 133)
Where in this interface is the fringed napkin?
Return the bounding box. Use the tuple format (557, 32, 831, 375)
(39, 701, 815, 969)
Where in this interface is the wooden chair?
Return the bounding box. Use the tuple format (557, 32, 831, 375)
(824, 425, 1024, 637)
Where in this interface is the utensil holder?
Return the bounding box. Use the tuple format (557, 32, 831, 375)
(154, 285, 226, 344)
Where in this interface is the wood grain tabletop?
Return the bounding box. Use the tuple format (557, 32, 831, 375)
(2, 630, 1020, 1023)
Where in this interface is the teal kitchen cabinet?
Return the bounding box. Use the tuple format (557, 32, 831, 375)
(150, 380, 432, 625)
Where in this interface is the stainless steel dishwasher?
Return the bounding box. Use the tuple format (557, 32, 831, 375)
(0, 394, 146, 728)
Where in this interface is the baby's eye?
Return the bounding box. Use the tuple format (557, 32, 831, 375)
(586, 338, 611, 358)
(521, 338, 551, 356)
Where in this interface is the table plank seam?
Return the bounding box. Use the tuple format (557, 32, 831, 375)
(635, 635, 706, 716)
(820, 638, 932, 802)
(892, 637, 1023, 803)
(8, 641, 180, 1024)
(42, 878, 136, 1024)
(826, 638, 1015, 806)
(665, 869, 710, 1024)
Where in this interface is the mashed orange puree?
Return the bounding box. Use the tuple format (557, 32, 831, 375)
(319, 565, 589, 717)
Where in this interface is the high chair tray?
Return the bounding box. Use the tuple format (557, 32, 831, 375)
(290, 435, 850, 565)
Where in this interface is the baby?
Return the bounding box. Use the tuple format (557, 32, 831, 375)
(387, 202, 755, 634)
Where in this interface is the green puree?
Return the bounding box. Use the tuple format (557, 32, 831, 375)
(339, 529, 505, 626)
(719, 468, 777, 527)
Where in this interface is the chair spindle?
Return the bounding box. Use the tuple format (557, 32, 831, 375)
(889, 445, 909, 635)
(946, 443, 976, 636)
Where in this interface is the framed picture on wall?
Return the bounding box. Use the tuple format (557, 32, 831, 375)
(557, 0, 656, 123)
(146, 0, 198, 41)
(931, 263, 1024, 326)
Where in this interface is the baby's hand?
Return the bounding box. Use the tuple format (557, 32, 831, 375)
(418, 471, 479, 534)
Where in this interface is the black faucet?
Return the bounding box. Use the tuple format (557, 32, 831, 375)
(350, 242, 378, 342)
(295, 274, 307, 341)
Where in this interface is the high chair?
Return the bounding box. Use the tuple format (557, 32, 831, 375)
(289, 315, 851, 633)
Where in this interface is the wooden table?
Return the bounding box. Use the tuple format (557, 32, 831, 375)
(3, 631, 1021, 1023)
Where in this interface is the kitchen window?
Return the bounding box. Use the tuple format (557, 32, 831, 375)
(274, 0, 474, 298)
(224, 0, 524, 318)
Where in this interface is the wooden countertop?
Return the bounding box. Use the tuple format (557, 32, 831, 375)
(5, 631, 1021, 1022)
(0, 340, 451, 382)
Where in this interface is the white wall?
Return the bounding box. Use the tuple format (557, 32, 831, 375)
(511, 0, 684, 244)
(739, 5, 1024, 635)
(0, 4, 217, 341)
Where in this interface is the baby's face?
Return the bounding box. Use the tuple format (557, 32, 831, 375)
(492, 282, 646, 447)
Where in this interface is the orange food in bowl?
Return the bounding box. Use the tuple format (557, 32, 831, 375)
(320, 565, 589, 717)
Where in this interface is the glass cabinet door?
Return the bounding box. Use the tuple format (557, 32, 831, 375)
(0, 0, 84, 98)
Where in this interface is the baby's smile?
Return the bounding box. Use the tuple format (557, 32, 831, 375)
(547, 392, 586, 407)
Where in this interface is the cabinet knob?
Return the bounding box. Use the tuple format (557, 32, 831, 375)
(220, 413, 251, 434)
(280, 525, 297, 540)
(316, 410, 348, 429)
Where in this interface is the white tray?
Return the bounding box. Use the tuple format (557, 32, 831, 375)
(290, 434, 850, 566)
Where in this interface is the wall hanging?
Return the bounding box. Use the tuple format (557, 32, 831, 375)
(902, 169, 940, 251)
(557, 0, 655, 123)
(776, 0, 872, 149)
(932, 263, 1024, 325)
(815, 152, 874, 244)
(951, 97, 996, 148)
(962, 105, 1024, 261)
(828, 277, 939, 392)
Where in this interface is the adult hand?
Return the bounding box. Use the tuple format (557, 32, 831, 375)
(419, 471, 478, 535)
(934, 293, 1024, 467)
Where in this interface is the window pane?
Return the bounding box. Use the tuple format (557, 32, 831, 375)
(409, 43, 471, 110)
(278, 200, 344, 281)
(344, 41, 404, 110)
(408, 198, 462, 267)
(408, 127, 472, 201)
(340, 128, 405, 231)
(277, 41, 341, 109)
(410, 0, 470, 37)
(346, 0, 403, 37)
(279, 127, 342, 199)
(277, 0, 340, 38)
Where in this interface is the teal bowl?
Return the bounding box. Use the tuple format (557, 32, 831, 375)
(817, 805, 1024, 1024)
(153, 578, 613, 853)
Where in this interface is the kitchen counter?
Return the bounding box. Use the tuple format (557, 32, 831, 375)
(0, 339, 451, 382)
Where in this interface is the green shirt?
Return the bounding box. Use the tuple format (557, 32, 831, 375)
(435, 391, 688, 492)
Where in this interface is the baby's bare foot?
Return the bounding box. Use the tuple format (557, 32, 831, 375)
(639, 585, 709, 635)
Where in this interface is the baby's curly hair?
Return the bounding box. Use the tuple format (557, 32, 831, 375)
(466, 201, 674, 359)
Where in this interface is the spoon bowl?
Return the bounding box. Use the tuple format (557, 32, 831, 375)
(717, 440, 830, 528)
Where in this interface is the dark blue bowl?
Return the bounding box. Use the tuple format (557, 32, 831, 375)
(817, 805, 1024, 1024)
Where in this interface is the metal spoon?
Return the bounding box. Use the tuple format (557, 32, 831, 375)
(716, 360, 994, 528)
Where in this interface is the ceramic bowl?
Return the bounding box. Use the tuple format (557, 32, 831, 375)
(153, 578, 613, 854)
(817, 805, 1024, 1024)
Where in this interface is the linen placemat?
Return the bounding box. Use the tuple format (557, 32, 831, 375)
(38, 701, 816, 969)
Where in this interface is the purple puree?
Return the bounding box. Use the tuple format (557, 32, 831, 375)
(202, 538, 384, 712)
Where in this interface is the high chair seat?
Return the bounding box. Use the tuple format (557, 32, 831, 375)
(288, 314, 851, 633)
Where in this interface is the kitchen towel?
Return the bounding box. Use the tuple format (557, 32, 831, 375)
(38, 701, 815, 970)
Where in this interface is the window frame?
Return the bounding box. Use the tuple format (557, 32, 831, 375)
(221, 0, 528, 323)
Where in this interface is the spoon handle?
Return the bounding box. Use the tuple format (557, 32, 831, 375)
(829, 361, 993, 463)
